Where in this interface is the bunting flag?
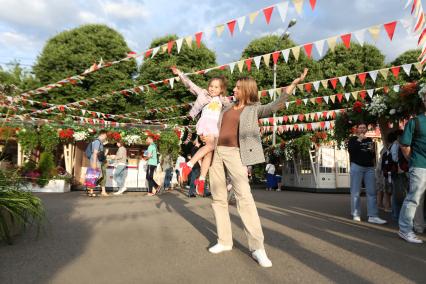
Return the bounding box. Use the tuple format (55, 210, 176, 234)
(261, 120, 336, 134)
(404, 0, 426, 65)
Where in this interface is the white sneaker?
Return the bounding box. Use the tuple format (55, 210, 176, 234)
(113, 187, 127, 195)
(398, 231, 423, 244)
(252, 249, 272, 268)
(353, 216, 361, 222)
(368, 216, 387, 225)
(113, 191, 122, 195)
(208, 243, 232, 254)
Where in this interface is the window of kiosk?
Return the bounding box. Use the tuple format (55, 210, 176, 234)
(319, 147, 334, 173)
(299, 157, 311, 174)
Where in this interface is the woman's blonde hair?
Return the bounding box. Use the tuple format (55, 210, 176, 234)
(208, 77, 227, 96)
(236, 77, 259, 105)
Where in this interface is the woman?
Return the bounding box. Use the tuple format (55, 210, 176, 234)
(265, 161, 276, 191)
(208, 68, 308, 268)
(113, 140, 128, 195)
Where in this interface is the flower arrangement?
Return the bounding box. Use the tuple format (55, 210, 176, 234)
(353, 101, 364, 113)
(122, 134, 142, 145)
(73, 131, 89, 141)
(311, 131, 329, 146)
(107, 131, 121, 143)
(58, 128, 74, 143)
(145, 130, 160, 141)
(366, 96, 387, 117)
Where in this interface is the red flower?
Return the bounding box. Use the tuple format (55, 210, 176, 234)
(353, 101, 364, 113)
(107, 131, 122, 142)
(58, 128, 74, 141)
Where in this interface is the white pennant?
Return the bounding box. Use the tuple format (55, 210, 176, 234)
(393, 85, 400, 92)
(338, 76, 347, 87)
(354, 29, 366, 46)
(303, 98, 308, 105)
(82, 110, 87, 116)
(176, 38, 184, 53)
(367, 89, 374, 98)
(152, 46, 160, 58)
(368, 70, 378, 82)
(314, 40, 325, 57)
(313, 81, 320, 92)
(344, 93, 351, 101)
(229, 62, 236, 73)
(276, 2, 289, 22)
(169, 78, 175, 89)
(402, 63, 412, 75)
(325, 121, 330, 129)
(268, 89, 275, 99)
(323, 96, 329, 104)
(253, 56, 262, 69)
(282, 49, 290, 62)
(285, 102, 290, 109)
(237, 16, 246, 32)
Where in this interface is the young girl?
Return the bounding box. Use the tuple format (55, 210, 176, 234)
(171, 66, 228, 195)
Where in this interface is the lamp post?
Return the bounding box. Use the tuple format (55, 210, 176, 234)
(272, 19, 297, 146)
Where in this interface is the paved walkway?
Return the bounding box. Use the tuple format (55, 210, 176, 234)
(1, 189, 425, 284)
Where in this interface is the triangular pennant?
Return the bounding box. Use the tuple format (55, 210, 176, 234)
(272, 51, 281, 65)
(249, 11, 259, 24)
(344, 93, 351, 101)
(303, 43, 314, 58)
(263, 6, 274, 24)
(327, 36, 338, 52)
(384, 21, 397, 40)
(195, 32, 203, 48)
(297, 84, 304, 92)
(305, 83, 312, 93)
(227, 20, 237, 36)
(351, 91, 359, 100)
(303, 98, 308, 105)
(348, 74, 357, 85)
(368, 25, 381, 41)
(185, 36, 193, 48)
(291, 46, 300, 61)
(292, 0, 304, 15)
(321, 80, 329, 89)
(368, 70, 378, 82)
(341, 33, 352, 49)
(323, 96, 329, 104)
(176, 38, 184, 53)
(338, 76, 347, 87)
(312, 81, 320, 92)
(330, 95, 336, 103)
(245, 58, 252, 72)
(263, 54, 271, 67)
(161, 44, 168, 53)
(358, 72, 367, 85)
(229, 62, 236, 73)
(237, 60, 245, 72)
(237, 16, 246, 32)
(215, 24, 225, 37)
(253, 56, 262, 70)
(336, 93, 343, 103)
(276, 2, 289, 22)
(282, 49, 290, 62)
(268, 90, 275, 100)
(354, 29, 366, 46)
(390, 66, 401, 78)
(379, 68, 389, 79)
(414, 62, 423, 74)
(314, 40, 325, 57)
(169, 78, 175, 89)
(151, 46, 160, 58)
(167, 40, 175, 54)
(309, 0, 317, 10)
(329, 78, 338, 89)
(367, 89, 374, 98)
(310, 98, 316, 105)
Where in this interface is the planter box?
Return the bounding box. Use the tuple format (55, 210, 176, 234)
(29, 179, 71, 193)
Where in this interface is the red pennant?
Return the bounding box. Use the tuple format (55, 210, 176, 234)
(418, 27, 426, 45)
(341, 33, 351, 49)
(314, 113, 319, 121)
(149, 83, 158, 91)
(322, 111, 328, 119)
(272, 51, 280, 64)
(391, 66, 400, 78)
(283, 116, 289, 123)
(195, 32, 203, 48)
(307, 123, 312, 130)
(227, 20, 237, 36)
(359, 90, 367, 100)
(163, 79, 169, 85)
(330, 78, 338, 89)
(296, 99, 302, 105)
(120, 90, 129, 96)
(144, 49, 152, 58)
(303, 43, 313, 58)
(263, 6, 274, 24)
(411, 0, 418, 14)
(167, 41, 174, 54)
(58, 106, 65, 112)
(261, 90, 267, 97)
(415, 12, 424, 32)
(320, 121, 326, 129)
(197, 70, 205, 75)
(309, 0, 317, 10)
(331, 111, 336, 119)
(268, 118, 275, 125)
(336, 93, 343, 103)
(305, 83, 312, 93)
(384, 21, 397, 40)
(294, 124, 299, 130)
(219, 65, 226, 70)
(245, 58, 252, 71)
(316, 97, 323, 104)
(298, 114, 305, 122)
(358, 73, 367, 85)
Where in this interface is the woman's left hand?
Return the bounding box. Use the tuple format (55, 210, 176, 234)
(292, 68, 309, 85)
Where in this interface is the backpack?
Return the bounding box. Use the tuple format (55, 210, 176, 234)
(398, 148, 409, 172)
(381, 147, 398, 178)
(85, 139, 106, 162)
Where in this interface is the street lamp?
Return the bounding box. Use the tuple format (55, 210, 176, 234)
(272, 18, 297, 146)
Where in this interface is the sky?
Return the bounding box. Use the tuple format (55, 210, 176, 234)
(0, 0, 424, 71)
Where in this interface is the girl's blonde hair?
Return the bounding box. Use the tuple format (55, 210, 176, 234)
(208, 77, 227, 96)
(236, 77, 259, 105)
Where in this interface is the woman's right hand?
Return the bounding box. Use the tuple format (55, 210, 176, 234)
(171, 66, 180, 75)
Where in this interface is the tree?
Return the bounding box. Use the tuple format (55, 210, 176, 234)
(136, 35, 217, 122)
(390, 49, 423, 84)
(0, 62, 39, 91)
(32, 24, 137, 114)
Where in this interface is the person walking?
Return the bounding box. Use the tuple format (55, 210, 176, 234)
(145, 136, 159, 196)
(208, 68, 308, 268)
(85, 130, 108, 197)
(188, 137, 202, 197)
(398, 87, 426, 243)
(113, 140, 128, 195)
(348, 122, 386, 224)
(162, 154, 173, 191)
(265, 161, 276, 191)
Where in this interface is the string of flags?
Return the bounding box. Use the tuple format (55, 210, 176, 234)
(260, 120, 336, 134)
(259, 109, 345, 125)
(18, 0, 315, 99)
(404, 0, 426, 64)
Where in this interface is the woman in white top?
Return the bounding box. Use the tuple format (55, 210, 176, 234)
(265, 163, 276, 191)
(113, 140, 128, 195)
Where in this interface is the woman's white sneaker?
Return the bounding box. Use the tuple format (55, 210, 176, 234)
(208, 243, 232, 254)
(252, 249, 272, 268)
(398, 231, 423, 244)
(368, 216, 387, 225)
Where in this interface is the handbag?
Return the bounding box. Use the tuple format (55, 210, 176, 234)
(153, 164, 165, 186)
(85, 167, 101, 188)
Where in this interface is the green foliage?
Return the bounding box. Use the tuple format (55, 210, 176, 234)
(0, 169, 45, 244)
(39, 125, 59, 152)
(36, 152, 55, 187)
(292, 134, 312, 158)
(157, 130, 180, 160)
(33, 24, 137, 114)
(0, 62, 39, 90)
(16, 127, 39, 155)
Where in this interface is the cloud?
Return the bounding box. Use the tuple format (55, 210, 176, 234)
(100, 0, 150, 20)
